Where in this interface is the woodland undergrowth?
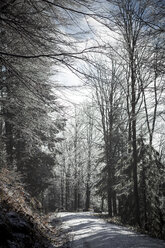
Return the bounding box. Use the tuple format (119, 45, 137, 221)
(0, 168, 68, 248)
(94, 213, 165, 240)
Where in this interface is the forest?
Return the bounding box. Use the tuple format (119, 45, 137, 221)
(0, 0, 165, 246)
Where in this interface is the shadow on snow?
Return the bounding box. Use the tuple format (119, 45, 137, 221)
(51, 213, 165, 248)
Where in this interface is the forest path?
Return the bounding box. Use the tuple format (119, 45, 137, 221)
(56, 212, 165, 248)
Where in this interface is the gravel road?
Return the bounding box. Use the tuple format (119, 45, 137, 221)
(57, 212, 165, 248)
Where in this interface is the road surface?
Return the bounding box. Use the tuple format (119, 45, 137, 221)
(56, 212, 165, 248)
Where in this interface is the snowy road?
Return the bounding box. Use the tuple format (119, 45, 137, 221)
(57, 212, 165, 248)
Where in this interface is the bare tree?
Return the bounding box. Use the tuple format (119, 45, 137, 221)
(87, 56, 125, 216)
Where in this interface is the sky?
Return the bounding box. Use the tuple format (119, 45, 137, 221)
(51, 2, 118, 108)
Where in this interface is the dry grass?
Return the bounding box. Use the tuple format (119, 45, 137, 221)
(0, 168, 68, 248)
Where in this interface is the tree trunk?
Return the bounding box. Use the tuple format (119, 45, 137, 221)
(108, 186, 112, 217)
(131, 59, 141, 226)
(78, 192, 81, 209)
(113, 192, 117, 216)
(85, 182, 90, 210)
(60, 169, 64, 209)
(65, 173, 70, 210)
(142, 163, 147, 230)
(101, 197, 104, 212)
(5, 113, 13, 169)
(74, 187, 78, 211)
(108, 157, 112, 216)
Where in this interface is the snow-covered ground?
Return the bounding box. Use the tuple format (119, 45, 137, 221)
(56, 212, 165, 248)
